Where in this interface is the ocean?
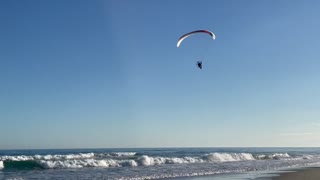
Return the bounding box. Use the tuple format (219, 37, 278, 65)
(1, 147, 320, 180)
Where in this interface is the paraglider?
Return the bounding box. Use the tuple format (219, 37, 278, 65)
(197, 61, 202, 69)
(177, 30, 215, 69)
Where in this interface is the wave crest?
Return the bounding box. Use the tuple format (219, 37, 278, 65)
(205, 153, 255, 162)
(255, 153, 291, 160)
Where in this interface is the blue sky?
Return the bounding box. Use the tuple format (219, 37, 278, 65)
(1, 0, 320, 149)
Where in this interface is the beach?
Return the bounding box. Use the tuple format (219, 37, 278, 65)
(179, 167, 320, 180)
(270, 167, 320, 180)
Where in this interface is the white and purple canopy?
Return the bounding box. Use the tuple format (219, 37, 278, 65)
(177, 30, 215, 47)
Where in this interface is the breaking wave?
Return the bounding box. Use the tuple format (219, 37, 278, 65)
(255, 153, 291, 160)
(0, 152, 318, 170)
(204, 153, 255, 162)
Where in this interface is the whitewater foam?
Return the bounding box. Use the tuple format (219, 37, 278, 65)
(36, 156, 204, 169)
(136, 155, 206, 166)
(271, 153, 290, 159)
(255, 153, 291, 160)
(1, 155, 33, 161)
(35, 153, 95, 160)
(0, 161, 3, 169)
(205, 153, 255, 162)
(107, 152, 136, 157)
(1, 153, 95, 162)
(39, 158, 124, 169)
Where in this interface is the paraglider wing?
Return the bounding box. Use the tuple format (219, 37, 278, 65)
(177, 30, 215, 47)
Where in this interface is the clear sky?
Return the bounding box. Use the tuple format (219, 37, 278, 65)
(1, 0, 320, 149)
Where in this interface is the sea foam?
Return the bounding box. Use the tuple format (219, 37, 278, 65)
(205, 153, 255, 162)
(107, 152, 136, 157)
(255, 153, 291, 160)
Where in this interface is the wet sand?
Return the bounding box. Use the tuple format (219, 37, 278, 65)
(271, 167, 320, 180)
(174, 167, 320, 180)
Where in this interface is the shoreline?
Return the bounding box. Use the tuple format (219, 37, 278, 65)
(249, 167, 320, 180)
(174, 166, 320, 180)
(269, 167, 320, 180)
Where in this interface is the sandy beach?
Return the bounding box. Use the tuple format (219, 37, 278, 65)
(271, 167, 320, 180)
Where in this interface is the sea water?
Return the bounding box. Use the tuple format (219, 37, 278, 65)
(1, 148, 320, 180)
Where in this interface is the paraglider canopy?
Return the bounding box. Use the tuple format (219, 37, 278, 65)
(177, 30, 215, 47)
